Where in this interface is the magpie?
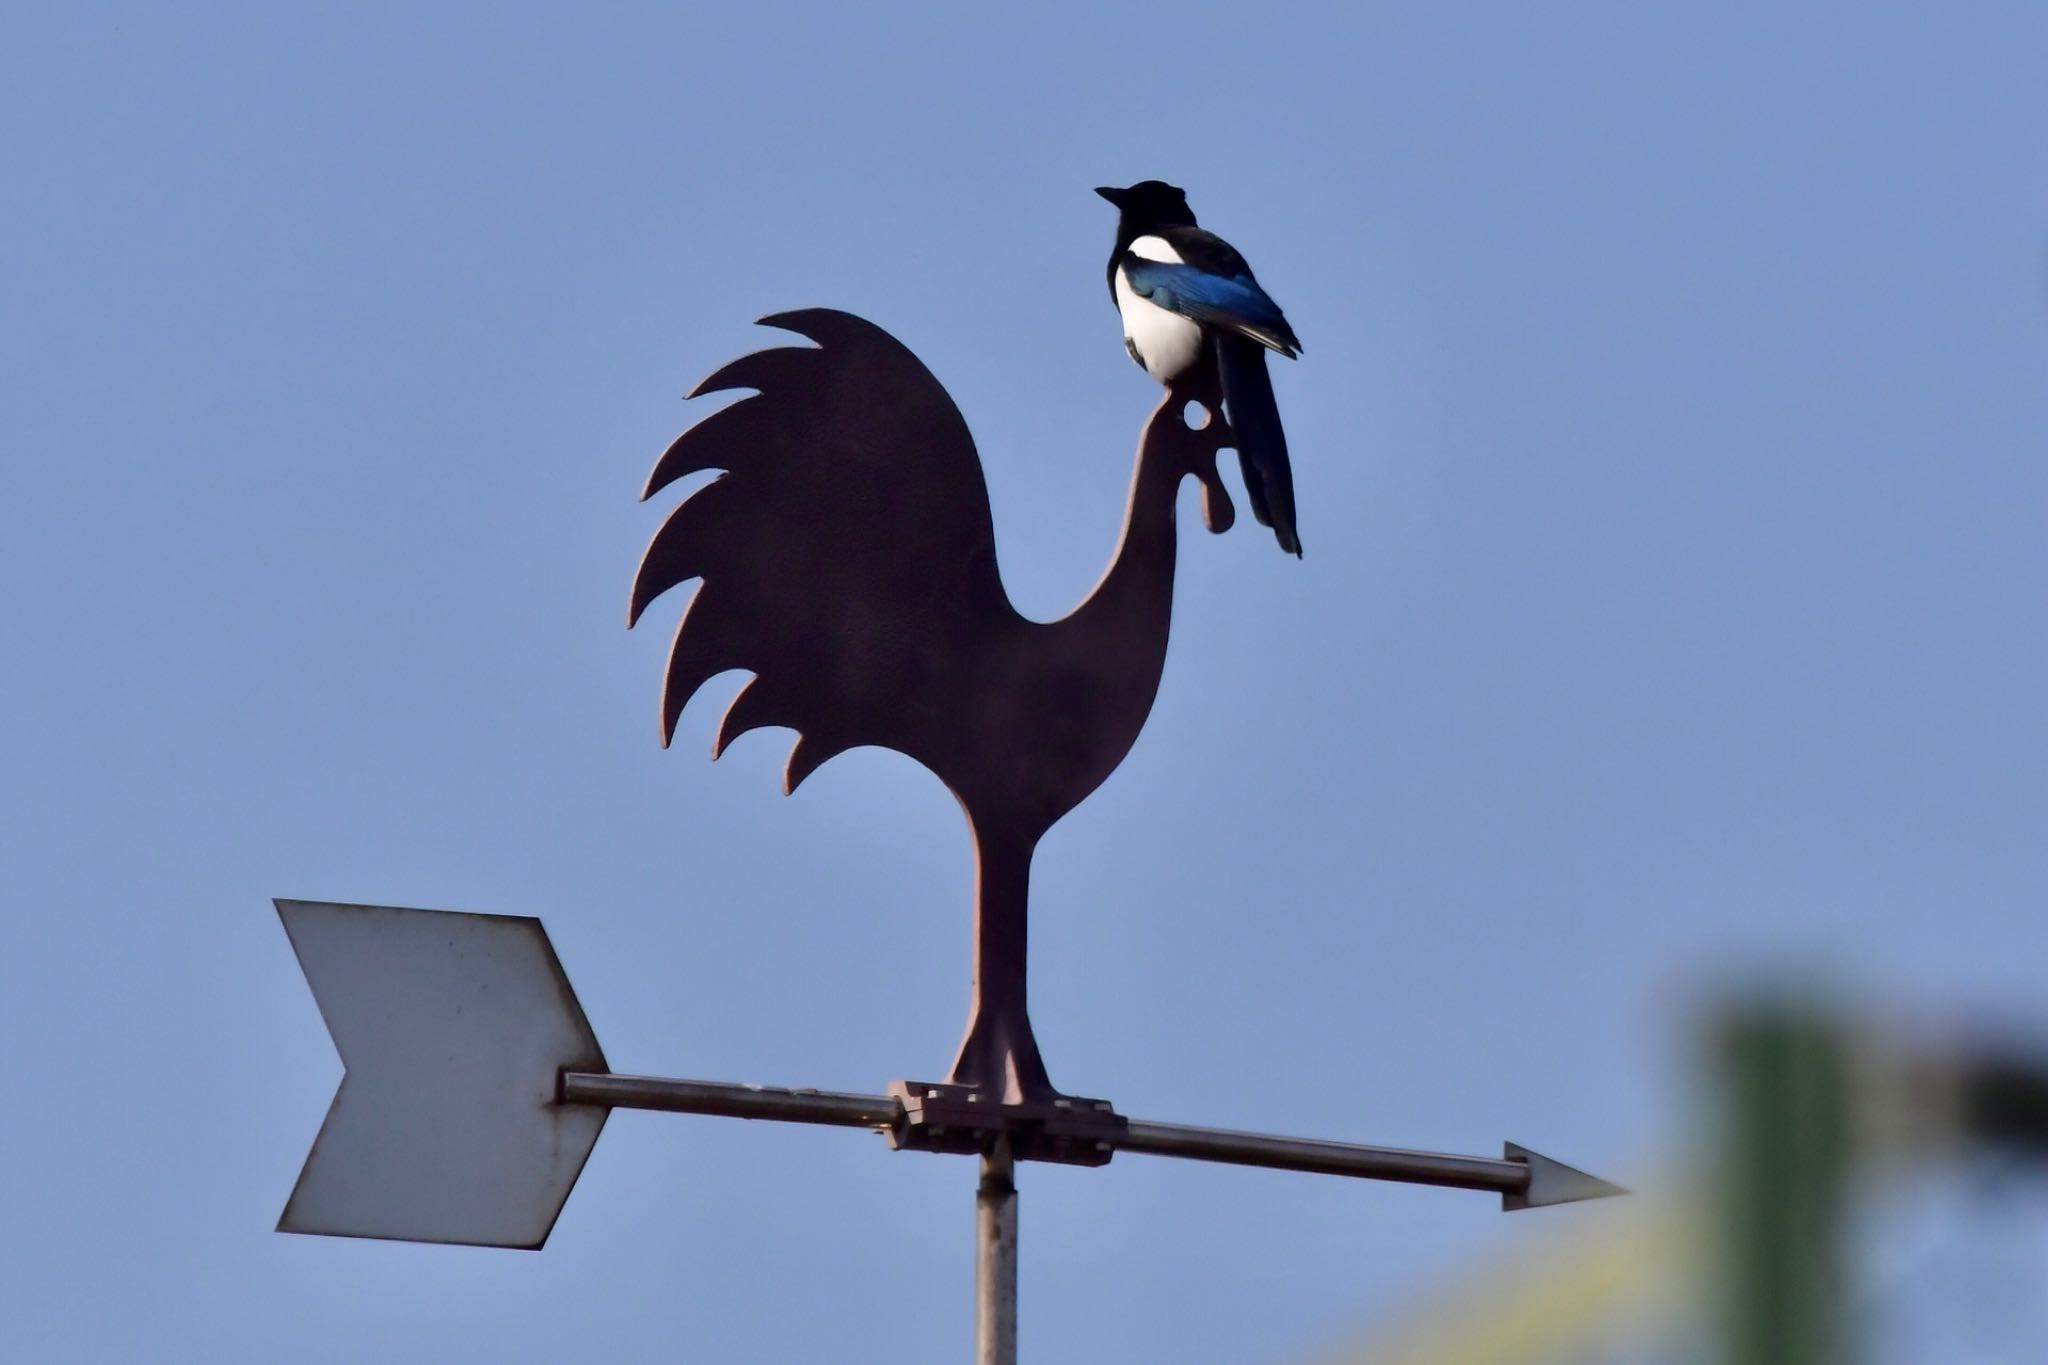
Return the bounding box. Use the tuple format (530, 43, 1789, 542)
(1097, 179, 1303, 556)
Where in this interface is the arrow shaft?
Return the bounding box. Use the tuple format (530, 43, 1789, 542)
(1120, 1120, 1528, 1194)
(558, 1072, 897, 1128)
(557, 1072, 1532, 1197)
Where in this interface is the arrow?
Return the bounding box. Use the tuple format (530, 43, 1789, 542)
(559, 1073, 1625, 1210)
(276, 899, 609, 1249)
(1504, 1141, 1629, 1210)
(275, 899, 1621, 1255)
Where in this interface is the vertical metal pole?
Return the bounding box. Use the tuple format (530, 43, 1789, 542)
(975, 1138, 1018, 1365)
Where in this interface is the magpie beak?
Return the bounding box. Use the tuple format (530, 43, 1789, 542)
(1094, 186, 1126, 208)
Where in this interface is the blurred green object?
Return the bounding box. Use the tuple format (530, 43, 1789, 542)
(1716, 1002, 1854, 1365)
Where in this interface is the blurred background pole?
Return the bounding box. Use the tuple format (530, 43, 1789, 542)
(1716, 999, 1854, 1365)
(977, 1138, 1018, 1365)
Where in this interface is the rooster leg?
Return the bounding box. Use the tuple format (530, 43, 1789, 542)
(943, 823, 1063, 1104)
(946, 1003, 1055, 1104)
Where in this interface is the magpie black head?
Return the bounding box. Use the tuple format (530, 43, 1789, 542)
(1094, 180, 1198, 228)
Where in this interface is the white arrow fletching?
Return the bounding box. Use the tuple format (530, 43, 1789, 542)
(277, 899, 609, 1249)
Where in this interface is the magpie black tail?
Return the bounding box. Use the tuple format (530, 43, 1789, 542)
(1213, 334, 1301, 557)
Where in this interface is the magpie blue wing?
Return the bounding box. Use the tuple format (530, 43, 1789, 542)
(1121, 257, 1301, 358)
(629, 310, 1021, 793)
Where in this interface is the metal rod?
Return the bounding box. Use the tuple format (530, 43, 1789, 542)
(1119, 1119, 1531, 1195)
(976, 1138, 1018, 1365)
(560, 1072, 1532, 1197)
(558, 1073, 899, 1129)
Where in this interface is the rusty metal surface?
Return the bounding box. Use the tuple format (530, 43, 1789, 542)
(631, 309, 1236, 1105)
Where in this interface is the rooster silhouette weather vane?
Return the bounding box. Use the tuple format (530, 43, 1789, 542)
(269, 184, 1620, 1365)
(629, 182, 1301, 1120)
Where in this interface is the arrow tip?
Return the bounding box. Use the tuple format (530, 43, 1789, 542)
(1501, 1142, 1628, 1210)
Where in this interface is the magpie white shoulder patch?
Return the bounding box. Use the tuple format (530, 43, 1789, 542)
(1127, 234, 1184, 264)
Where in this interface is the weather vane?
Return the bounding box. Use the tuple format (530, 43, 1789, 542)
(275, 190, 1620, 1365)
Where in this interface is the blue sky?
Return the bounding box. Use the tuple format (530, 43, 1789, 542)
(3, 4, 2045, 1361)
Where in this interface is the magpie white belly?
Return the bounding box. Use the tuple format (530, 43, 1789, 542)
(1115, 273, 1205, 381)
